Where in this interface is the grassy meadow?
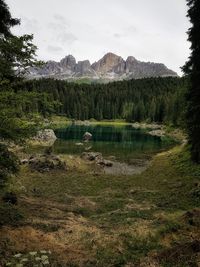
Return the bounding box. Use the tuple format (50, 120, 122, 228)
(0, 143, 200, 266)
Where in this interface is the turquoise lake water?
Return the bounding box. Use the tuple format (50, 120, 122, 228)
(53, 124, 175, 163)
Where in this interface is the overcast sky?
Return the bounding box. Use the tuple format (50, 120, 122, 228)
(7, 0, 190, 75)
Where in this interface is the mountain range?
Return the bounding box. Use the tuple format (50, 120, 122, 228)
(28, 52, 178, 82)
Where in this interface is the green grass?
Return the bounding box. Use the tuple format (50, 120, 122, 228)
(17, 145, 200, 218)
(0, 203, 24, 227)
(1, 145, 200, 266)
(32, 222, 61, 232)
(172, 145, 200, 176)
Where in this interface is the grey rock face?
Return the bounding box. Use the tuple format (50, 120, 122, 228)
(28, 52, 178, 81)
(75, 60, 96, 77)
(91, 52, 125, 74)
(37, 61, 61, 76)
(60, 55, 76, 71)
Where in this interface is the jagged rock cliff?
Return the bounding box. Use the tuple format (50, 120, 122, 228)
(28, 52, 178, 82)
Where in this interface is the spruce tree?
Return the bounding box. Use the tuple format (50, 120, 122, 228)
(0, 0, 42, 84)
(183, 0, 200, 162)
(0, 1, 56, 186)
(0, 0, 20, 37)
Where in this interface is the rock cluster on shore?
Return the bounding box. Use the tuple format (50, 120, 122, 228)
(21, 154, 67, 172)
(81, 152, 113, 167)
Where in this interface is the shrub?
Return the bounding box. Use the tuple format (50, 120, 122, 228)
(2, 192, 18, 205)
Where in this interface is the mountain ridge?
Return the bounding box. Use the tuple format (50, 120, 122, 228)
(28, 52, 178, 82)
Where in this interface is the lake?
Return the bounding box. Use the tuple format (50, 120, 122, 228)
(53, 124, 174, 163)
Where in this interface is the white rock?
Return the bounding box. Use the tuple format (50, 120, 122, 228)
(33, 129, 57, 145)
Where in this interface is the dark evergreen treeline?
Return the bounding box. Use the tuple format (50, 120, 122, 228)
(13, 76, 188, 126)
(183, 0, 200, 162)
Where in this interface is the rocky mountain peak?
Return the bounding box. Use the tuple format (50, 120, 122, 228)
(126, 56, 137, 63)
(103, 52, 122, 61)
(60, 55, 76, 66)
(28, 52, 178, 81)
(60, 55, 76, 73)
(92, 52, 125, 74)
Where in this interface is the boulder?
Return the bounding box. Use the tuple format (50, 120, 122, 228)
(81, 152, 102, 161)
(75, 142, 84, 146)
(81, 152, 113, 167)
(21, 159, 29, 165)
(83, 132, 92, 141)
(85, 146, 92, 151)
(97, 159, 113, 167)
(28, 154, 67, 172)
(148, 129, 165, 137)
(104, 160, 113, 167)
(33, 129, 57, 145)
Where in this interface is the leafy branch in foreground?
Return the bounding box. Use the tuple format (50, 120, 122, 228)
(0, 89, 61, 188)
(0, 0, 20, 38)
(0, 34, 43, 83)
(0, 143, 19, 188)
(0, 91, 61, 142)
(0, 1, 61, 191)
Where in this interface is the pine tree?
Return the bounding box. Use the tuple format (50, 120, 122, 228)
(0, 0, 20, 37)
(183, 0, 200, 162)
(0, 1, 55, 186)
(0, 0, 41, 84)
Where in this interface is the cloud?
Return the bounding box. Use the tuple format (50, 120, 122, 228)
(48, 22, 67, 32)
(48, 14, 70, 31)
(48, 15, 77, 45)
(114, 33, 122, 38)
(114, 26, 138, 39)
(58, 32, 77, 44)
(20, 16, 39, 33)
(126, 26, 138, 34)
(54, 14, 68, 25)
(47, 45, 63, 53)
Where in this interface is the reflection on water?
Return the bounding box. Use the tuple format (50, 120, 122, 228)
(54, 124, 174, 162)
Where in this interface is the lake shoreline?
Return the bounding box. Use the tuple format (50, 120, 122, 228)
(43, 116, 186, 144)
(24, 118, 184, 176)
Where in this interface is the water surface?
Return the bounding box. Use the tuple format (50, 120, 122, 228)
(54, 124, 174, 163)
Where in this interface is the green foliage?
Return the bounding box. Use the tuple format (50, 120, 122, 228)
(93, 233, 161, 266)
(33, 222, 61, 233)
(16, 77, 188, 126)
(158, 221, 182, 236)
(183, 0, 200, 162)
(120, 233, 161, 261)
(0, 0, 20, 38)
(0, 203, 23, 226)
(171, 146, 200, 177)
(0, 34, 42, 83)
(2, 192, 18, 204)
(0, 0, 60, 190)
(0, 0, 46, 141)
(0, 0, 42, 84)
(0, 144, 19, 187)
(0, 90, 60, 141)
